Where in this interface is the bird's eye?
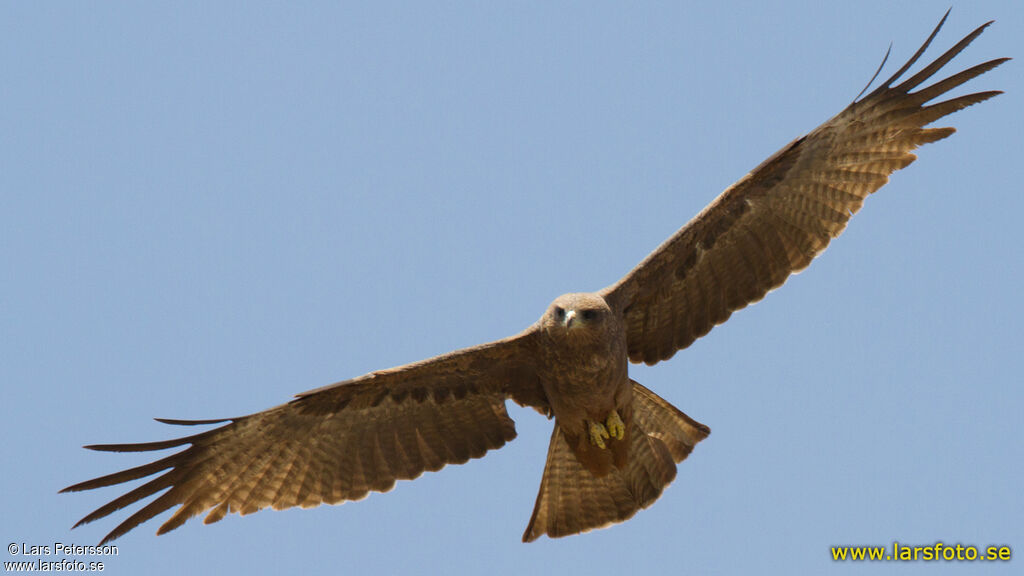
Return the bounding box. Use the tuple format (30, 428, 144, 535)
(581, 309, 598, 321)
(554, 306, 565, 319)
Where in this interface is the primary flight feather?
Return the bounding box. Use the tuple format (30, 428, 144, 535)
(64, 12, 1007, 544)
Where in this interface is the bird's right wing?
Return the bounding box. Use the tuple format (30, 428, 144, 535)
(601, 13, 1007, 365)
(63, 329, 545, 544)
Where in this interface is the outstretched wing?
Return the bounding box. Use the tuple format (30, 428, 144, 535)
(601, 13, 1007, 365)
(62, 330, 545, 544)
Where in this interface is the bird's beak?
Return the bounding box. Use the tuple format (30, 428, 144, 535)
(563, 309, 576, 330)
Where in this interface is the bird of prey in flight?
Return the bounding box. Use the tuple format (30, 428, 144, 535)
(64, 12, 1006, 544)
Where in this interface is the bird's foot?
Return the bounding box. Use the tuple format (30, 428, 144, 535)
(586, 410, 625, 449)
(605, 410, 625, 441)
(587, 419, 610, 449)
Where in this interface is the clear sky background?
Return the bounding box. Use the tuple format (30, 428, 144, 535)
(3, 2, 1021, 574)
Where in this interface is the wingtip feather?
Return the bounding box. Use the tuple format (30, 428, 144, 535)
(154, 417, 233, 426)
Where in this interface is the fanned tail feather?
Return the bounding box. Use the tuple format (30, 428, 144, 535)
(522, 381, 708, 542)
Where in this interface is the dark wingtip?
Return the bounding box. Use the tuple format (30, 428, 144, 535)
(154, 417, 232, 426)
(83, 421, 230, 453)
(97, 528, 123, 546)
(83, 438, 185, 452)
(867, 8, 951, 98)
(854, 43, 893, 103)
(82, 444, 115, 452)
(61, 479, 93, 493)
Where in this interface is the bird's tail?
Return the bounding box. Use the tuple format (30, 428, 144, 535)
(522, 380, 709, 542)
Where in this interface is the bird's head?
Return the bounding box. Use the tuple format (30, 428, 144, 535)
(541, 293, 614, 342)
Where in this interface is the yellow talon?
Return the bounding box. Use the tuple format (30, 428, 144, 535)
(606, 411, 625, 440)
(588, 420, 610, 449)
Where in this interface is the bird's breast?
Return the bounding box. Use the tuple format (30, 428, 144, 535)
(536, 342, 629, 424)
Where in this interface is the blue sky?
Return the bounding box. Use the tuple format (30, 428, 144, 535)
(3, 2, 1021, 574)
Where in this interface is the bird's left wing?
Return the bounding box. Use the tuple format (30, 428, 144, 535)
(62, 329, 544, 544)
(601, 14, 1007, 365)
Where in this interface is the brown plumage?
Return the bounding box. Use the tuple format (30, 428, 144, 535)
(63, 12, 1006, 544)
